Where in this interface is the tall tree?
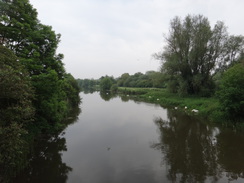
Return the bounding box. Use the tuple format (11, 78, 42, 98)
(156, 15, 244, 95)
(0, 1, 81, 179)
(0, 46, 34, 126)
(0, 0, 39, 56)
(0, 46, 34, 180)
(0, 0, 80, 126)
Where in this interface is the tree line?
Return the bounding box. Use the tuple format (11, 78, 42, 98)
(77, 71, 165, 92)
(0, 0, 80, 181)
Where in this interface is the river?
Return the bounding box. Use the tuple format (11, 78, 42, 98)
(14, 92, 244, 183)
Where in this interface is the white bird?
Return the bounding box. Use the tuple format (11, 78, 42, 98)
(192, 109, 199, 113)
(185, 106, 187, 109)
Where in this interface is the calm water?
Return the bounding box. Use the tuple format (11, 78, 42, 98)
(14, 92, 244, 183)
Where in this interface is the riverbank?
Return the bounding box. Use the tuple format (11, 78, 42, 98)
(118, 87, 221, 122)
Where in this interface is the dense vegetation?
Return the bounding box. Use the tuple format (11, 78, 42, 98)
(0, 0, 80, 181)
(77, 71, 165, 91)
(116, 71, 165, 88)
(218, 61, 244, 120)
(155, 15, 244, 97)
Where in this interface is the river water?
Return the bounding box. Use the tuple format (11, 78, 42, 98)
(14, 92, 244, 183)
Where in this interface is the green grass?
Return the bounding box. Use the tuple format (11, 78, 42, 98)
(118, 87, 220, 120)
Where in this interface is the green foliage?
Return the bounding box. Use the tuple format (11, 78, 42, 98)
(117, 73, 130, 86)
(32, 70, 60, 123)
(32, 70, 81, 125)
(218, 62, 244, 120)
(63, 74, 81, 108)
(156, 14, 244, 96)
(0, 46, 34, 126)
(0, 0, 39, 56)
(0, 46, 34, 181)
(118, 87, 220, 120)
(110, 84, 118, 93)
(117, 71, 165, 88)
(0, 123, 28, 179)
(0, 0, 81, 179)
(0, 0, 80, 127)
(78, 71, 166, 93)
(100, 76, 113, 91)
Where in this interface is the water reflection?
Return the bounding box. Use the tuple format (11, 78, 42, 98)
(217, 129, 244, 181)
(99, 91, 117, 101)
(13, 107, 81, 183)
(12, 92, 244, 183)
(120, 95, 130, 102)
(81, 88, 96, 94)
(152, 109, 244, 182)
(14, 134, 72, 183)
(61, 92, 168, 183)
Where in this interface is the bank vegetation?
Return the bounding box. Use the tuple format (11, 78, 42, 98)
(0, 0, 80, 181)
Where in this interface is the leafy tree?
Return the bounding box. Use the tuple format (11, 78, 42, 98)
(117, 72, 165, 88)
(0, 1, 81, 180)
(156, 15, 244, 95)
(218, 61, 244, 120)
(0, 0, 80, 126)
(146, 71, 165, 88)
(0, 0, 39, 57)
(110, 84, 118, 93)
(62, 74, 81, 108)
(100, 76, 113, 91)
(0, 46, 34, 126)
(31, 69, 67, 124)
(0, 46, 34, 180)
(117, 73, 130, 87)
(0, 0, 64, 77)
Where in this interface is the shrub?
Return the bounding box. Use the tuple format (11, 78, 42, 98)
(218, 62, 244, 120)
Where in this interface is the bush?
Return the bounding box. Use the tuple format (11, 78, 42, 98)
(218, 62, 244, 120)
(111, 84, 118, 93)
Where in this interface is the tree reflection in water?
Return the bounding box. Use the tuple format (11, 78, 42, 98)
(13, 134, 72, 183)
(13, 107, 81, 183)
(99, 91, 117, 101)
(152, 109, 244, 183)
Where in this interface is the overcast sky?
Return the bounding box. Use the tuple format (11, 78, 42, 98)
(29, 0, 244, 79)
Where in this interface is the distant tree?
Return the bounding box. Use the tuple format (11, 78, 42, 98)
(156, 14, 244, 96)
(81, 79, 90, 89)
(110, 84, 118, 93)
(146, 71, 165, 88)
(100, 76, 113, 91)
(218, 61, 244, 120)
(117, 73, 130, 87)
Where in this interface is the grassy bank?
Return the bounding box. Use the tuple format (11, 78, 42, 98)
(118, 87, 221, 121)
